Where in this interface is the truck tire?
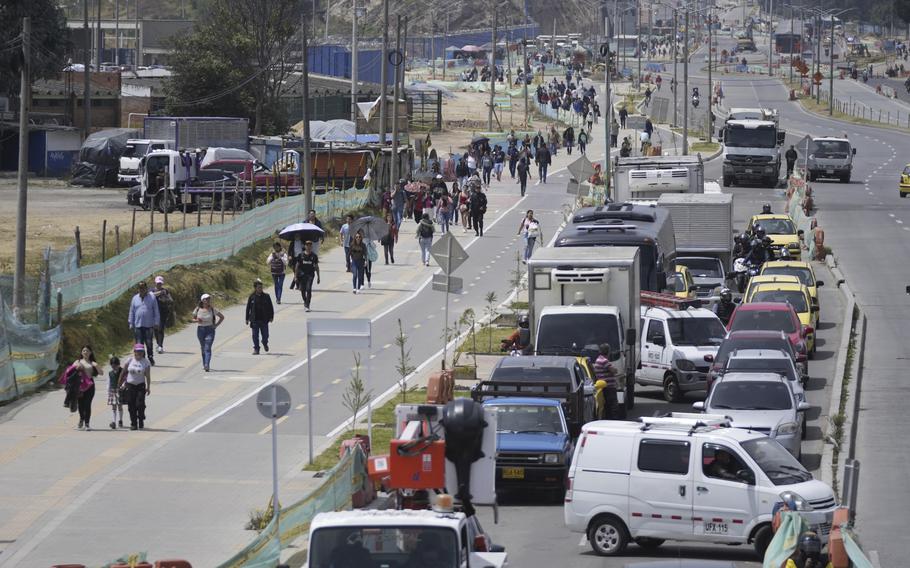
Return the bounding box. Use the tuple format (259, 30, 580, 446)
(752, 524, 773, 557)
(663, 374, 682, 403)
(766, 176, 778, 188)
(155, 191, 176, 214)
(722, 176, 733, 187)
(626, 377, 635, 410)
(807, 171, 816, 182)
(840, 173, 851, 183)
(588, 515, 629, 556)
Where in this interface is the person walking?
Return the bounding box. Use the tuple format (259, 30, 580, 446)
(610, 117, 619, 147)
(470, 187, 487, 236)
(493, 146, 505, 182)
(593, 343, 619, 419)
(306, 209, 326, 254)
(381, 212, 398, 264)
(459, 186, 471, 232)
(586, 109, 595, 132)
(118, 343, 151, 430)
(436, 191, 451, 234)
(578, 128, 589, 155)
(127, 281, 159, 366)
(245, 280, 274, 355)
(785, 145, 798, 177)
(152, 276, 174, 354)
(644, 118, 654, 141)
(417, 213, 435, 266)
(192, 293, 224, 372)
(518, 210, 543, 262)
(295, 240, 320, 311)
(349, 232, 367, 293)
(70, 345, 101, 430)
(339, 214, 354, 273)
(563, 126, 575, 155)
(535, 144, 551, 184)
(364, 235, 378, 289)
(266, 242, 289, 304)
(507, 144, 519, 179)
(549, 127, 560, 156)
(107, 356, 124, 429)
(619, 106, 628, 128)
(481, 150, 494, 186)
(517, 157, 531, 196)
(392, 179, 406, 228)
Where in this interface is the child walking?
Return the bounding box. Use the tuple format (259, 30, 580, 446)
(108, 356, 124, 429)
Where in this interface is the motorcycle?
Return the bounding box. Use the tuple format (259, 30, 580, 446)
(731, 257, 761, 293)
(692, 95, 700, 108)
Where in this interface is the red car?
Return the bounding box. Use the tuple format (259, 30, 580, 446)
(726, 302, 812, 367)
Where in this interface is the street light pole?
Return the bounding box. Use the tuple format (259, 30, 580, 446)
(815, 13, 821, 103)
(706, 8, 712, 144)
(683, 8, 689, 155)
(673, 9, 678, 126)
(636, 0, 641, 90)
(768, 0, 774, 76)
(604, 16, 612, 200)
(789, 5, 794, 85)
(829, 13, 835, 115)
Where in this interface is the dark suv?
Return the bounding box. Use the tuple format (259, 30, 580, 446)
(706, 329, 808, 391)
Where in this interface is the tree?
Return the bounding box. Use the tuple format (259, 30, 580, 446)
(394, 318, 417, 403)
(164, 0, 300, 134)
(0, 0, 70, 101)
(341, 352, 372, 435)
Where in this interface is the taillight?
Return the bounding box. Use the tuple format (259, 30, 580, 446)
(473, 535, 488, 552)
(565, 477, 574, 503)
(580, 434, 588, 448)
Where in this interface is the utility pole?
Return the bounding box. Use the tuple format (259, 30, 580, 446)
(551, 20, 556, 64)
(789, 5, 794, 84)
(301, 8, 313, 214)
(768, 0, 774, 76)
(815, 14, 821, 103)
(96, 0, 102, 70)
(522, 8, 529, 127)
(351, 0, 358, 126)
(443, 14, 448, 81)
(706, 8, 712, 144)
(636, 0, 641, 89)
(829, 13, 835, 115)
(431, 23, 436, 80)
(683, 8, 689, 155)
(378, 0, 389, 147)
(604, 16, 612, 200)
(14, 17, 31, 308)
(324, 0, 329, 40)
(115, 0, 120, 67)
(391, 15, 401, 193)
(489, 9, 497, 132)
(135, 0, 141, 69)
(84, 0, 92, 130)
(673, 9, 678, 126)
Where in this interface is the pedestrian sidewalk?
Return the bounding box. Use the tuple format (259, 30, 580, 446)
(0, 98, 603, 567)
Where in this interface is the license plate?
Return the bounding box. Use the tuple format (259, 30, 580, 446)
(704, 521, 728, 534)
(744, 168, 753, 173)
(503, 467, 524, 480)
(826, 169, 835, 174)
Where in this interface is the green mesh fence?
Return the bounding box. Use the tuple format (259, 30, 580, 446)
(785, 172, 817, 261)
(217, 446, 367, 568)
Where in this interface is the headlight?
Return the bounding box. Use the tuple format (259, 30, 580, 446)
(777, 422, 799, 435)
(676, 359, 696, 371)
(544, 453, 562, 464)
(779, 490, 813, 511)
(765, 166, 775, 172)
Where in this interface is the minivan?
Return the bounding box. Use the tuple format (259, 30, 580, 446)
(564, 414, 837, 557)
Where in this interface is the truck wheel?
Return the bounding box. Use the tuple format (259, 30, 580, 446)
(663, 374, 682, 403)
(722, 176, 732, 187)
(155, 191, 176, 213)
(766, 176, 778, 188)
(626, 379, 635, 410)
(840, 173, 851, 183)
(807, 171, 816, 182)
(588, 515, 629, 556)
(752, 524, 773, 557)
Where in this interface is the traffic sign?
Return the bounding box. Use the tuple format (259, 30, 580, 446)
(430, 232, 469, 274)
(256, 384, 292, 419)
(813, 71, 823, 85)
(567, 155, 596, 183)
(432, 274, 463, 293)
(599, 43, 609, 57)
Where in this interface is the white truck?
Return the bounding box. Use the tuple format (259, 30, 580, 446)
(610, 155, 705, 203)
(118, 139, 173, 185)
(805, 136, 856, 183)
(658, 193, 734, 299)
(526, 246, 641, 417)
(720, 116, 786, 188)
(307, 506, 508, 568)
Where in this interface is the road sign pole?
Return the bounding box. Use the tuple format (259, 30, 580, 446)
(307, 341, 314, 464)
(271, 386, 281, 548)
(441, 234, 452, 370)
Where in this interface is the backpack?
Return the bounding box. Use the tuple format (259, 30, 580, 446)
(269, 254, 285, 274)
(419, 223, 434, 238)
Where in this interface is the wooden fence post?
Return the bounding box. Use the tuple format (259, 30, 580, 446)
(74, 226, 82, 265)
(115, 225, 121, 255)
(130, 209, 136, 246)
(209, 186, 215, 225)
(56, 290, 63, 326)
(101, 219, 107, 262)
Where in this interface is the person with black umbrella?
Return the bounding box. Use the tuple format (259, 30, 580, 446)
(295, 240, 320, 311)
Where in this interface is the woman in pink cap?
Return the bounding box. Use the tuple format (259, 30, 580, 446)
(118, 343, 151, 430)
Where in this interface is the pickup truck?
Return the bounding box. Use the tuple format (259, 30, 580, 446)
(482, 397, 573, 499)
(471, 355, 594, 437)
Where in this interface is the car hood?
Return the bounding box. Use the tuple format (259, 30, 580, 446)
(769, 234, 799, 247)
(718, 408, 795, 430)
(496, 432, 567, 453)
(676, 345, 722, 359)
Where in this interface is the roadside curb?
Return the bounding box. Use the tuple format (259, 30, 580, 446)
(819, 254, 864, 501)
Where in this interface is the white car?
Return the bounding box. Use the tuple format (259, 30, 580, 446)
(693, 372, 809, 458)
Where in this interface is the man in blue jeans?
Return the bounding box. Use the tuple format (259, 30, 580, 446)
(245, 280, 274, 355)
(127, 281, 159, 366)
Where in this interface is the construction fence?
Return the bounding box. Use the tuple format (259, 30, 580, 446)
(217, 446, 369, 568)
(785, 171, 820, 262)
(0, 188, 369, 404)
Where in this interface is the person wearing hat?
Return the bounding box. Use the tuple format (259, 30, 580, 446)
(245, 280, 274, 355)
(152, 276, 175, 354)
(192, 293, 224, 372)
(118, 343, 152, 430)
(127, 281, 160, 366)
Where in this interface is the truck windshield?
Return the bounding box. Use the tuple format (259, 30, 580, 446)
(710, 381, 792, 410)
(536, 313, 620, 359)
(310, 526, 458, 568)
(741, 437, 812, 485)
(667, 317, 726, 346)
(676, 258, 723, 278)
(491, 404, 565, 434)
(123, 143, 149, 158)
(751, 290, 808, 313)
(725, 127, 777, 148)
(810, 140, 850, 156)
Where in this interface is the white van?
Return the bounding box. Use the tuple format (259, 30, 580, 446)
(564, 414, 837, 557)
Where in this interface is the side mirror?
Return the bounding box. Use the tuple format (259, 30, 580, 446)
(736, 468, 756, 485)
(692, 401, 706, 411)
(797, 401, 810, 412)
(733, 297, 742, 304)
(803, 325, 815, 336)
(584, 382, 594, 396)
(704, 354, 714, 362)
(811, 306, 819, 313)
(852, 148, 857, 155)
(777, 131, 787, 145)
(816, 280, 824, 287)
(626, 327, 638, 348)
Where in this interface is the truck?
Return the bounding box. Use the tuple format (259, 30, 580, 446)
(805, 136, 856, 183)
(720, 118, 786, 187)
(118, 139, 173, 185)
(658, 193, 734, 299)
(143, 116, 249, 151)
(610, 155, 705, 204)
(725, 107, 779, 126)
(525, 246, 641, 418)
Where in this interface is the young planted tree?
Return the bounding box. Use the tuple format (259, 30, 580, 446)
(394, 318, 417, 403)
(341, 352, 372, 434)
(460, 308, 478, 379)
(484, 291, 498, 353)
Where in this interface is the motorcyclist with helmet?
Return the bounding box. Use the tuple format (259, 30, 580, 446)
(713, 288, 736, 326)
(784, 530, 832, 568)
(733, 232, 752, 258)
(500, 314, 531, 355)
(762, 203, 773, 214)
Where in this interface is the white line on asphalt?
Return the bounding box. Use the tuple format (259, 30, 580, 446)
(313, 391, 324, 398)
(889, 213, 895, 217)
(331, 378, 342, 384)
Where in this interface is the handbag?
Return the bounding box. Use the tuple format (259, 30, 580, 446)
(366, 241, 379, 263)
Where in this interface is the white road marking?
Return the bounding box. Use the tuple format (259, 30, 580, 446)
(331, 378, 342, 384)
(313, 391, 324, 398)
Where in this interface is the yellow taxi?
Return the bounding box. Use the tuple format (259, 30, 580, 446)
(745, 281, 818, 356)
(760, 260, 825, 316)
(669, 265, 696, 298)
(747, 214, 802, 260)
(901, 165, 910, 197)
(742, 274, 801, 303)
